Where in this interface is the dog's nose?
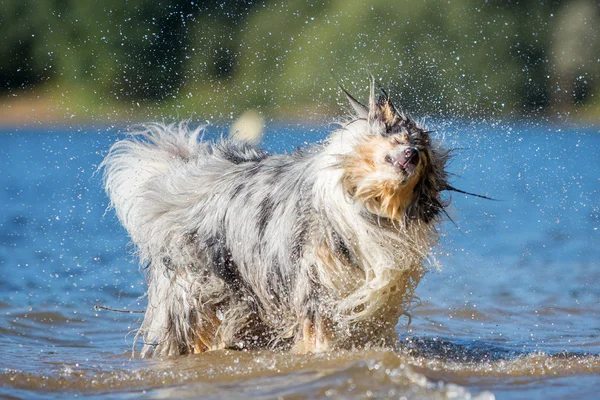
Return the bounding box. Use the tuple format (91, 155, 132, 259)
(385, 147, 419, 169)
(403, 147, 418, 165)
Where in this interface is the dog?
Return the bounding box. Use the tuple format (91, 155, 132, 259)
(102, 79, 455, 357)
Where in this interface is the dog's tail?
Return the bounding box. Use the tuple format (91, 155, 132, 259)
(100, 122, 205, 255)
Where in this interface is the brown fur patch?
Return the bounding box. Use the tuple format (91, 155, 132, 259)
(379, 102, 400, 126)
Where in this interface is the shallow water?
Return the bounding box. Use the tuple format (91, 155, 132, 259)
(0, 121, 599, 399)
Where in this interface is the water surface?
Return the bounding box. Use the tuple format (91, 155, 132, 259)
(0, 122, 598, 399)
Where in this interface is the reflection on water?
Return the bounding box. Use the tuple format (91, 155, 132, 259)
(0, 122, 598, 399)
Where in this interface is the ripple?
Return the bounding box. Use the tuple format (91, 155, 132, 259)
(0, 350, 494, 400)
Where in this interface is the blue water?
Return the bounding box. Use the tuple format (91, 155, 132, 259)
(0, 121, 599, 399)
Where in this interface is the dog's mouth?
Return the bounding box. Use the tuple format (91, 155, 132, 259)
(385, 147, 419, 177)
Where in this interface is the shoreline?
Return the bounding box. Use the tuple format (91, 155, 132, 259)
(1, 95, 598, 130)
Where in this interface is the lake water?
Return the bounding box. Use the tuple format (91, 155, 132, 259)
(0, 121, 599, 399)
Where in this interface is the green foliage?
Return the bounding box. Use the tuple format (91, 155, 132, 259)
(1, 0, 598, 120)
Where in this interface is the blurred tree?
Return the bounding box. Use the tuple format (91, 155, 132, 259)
(0, 0, 597, 119)
(0, 0, 55, 90)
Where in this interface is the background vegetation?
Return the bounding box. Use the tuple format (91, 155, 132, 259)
(1, 0, 598, 124)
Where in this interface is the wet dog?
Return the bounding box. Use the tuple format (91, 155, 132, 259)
(102, 79, 453, 357)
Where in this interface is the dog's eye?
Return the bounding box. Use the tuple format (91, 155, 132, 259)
(392, 134, 409, 145)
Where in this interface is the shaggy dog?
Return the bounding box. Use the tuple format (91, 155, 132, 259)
(102, 80, 456, 357)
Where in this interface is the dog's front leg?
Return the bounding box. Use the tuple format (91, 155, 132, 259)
(191, 309, 224, 354)
(292, 314, 333, 354)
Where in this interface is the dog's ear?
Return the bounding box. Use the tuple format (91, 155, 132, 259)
(339, 85, 368, 119)
(368, 78, 402, 128)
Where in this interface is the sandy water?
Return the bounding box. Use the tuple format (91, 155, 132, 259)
(0, 121, 598, 399)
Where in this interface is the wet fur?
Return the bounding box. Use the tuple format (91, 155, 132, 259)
(101, 80, 450, 357)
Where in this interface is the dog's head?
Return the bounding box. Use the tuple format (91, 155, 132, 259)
(338, 80, 450, 223)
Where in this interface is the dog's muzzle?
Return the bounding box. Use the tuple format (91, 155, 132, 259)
(385, 147, 419, 175)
